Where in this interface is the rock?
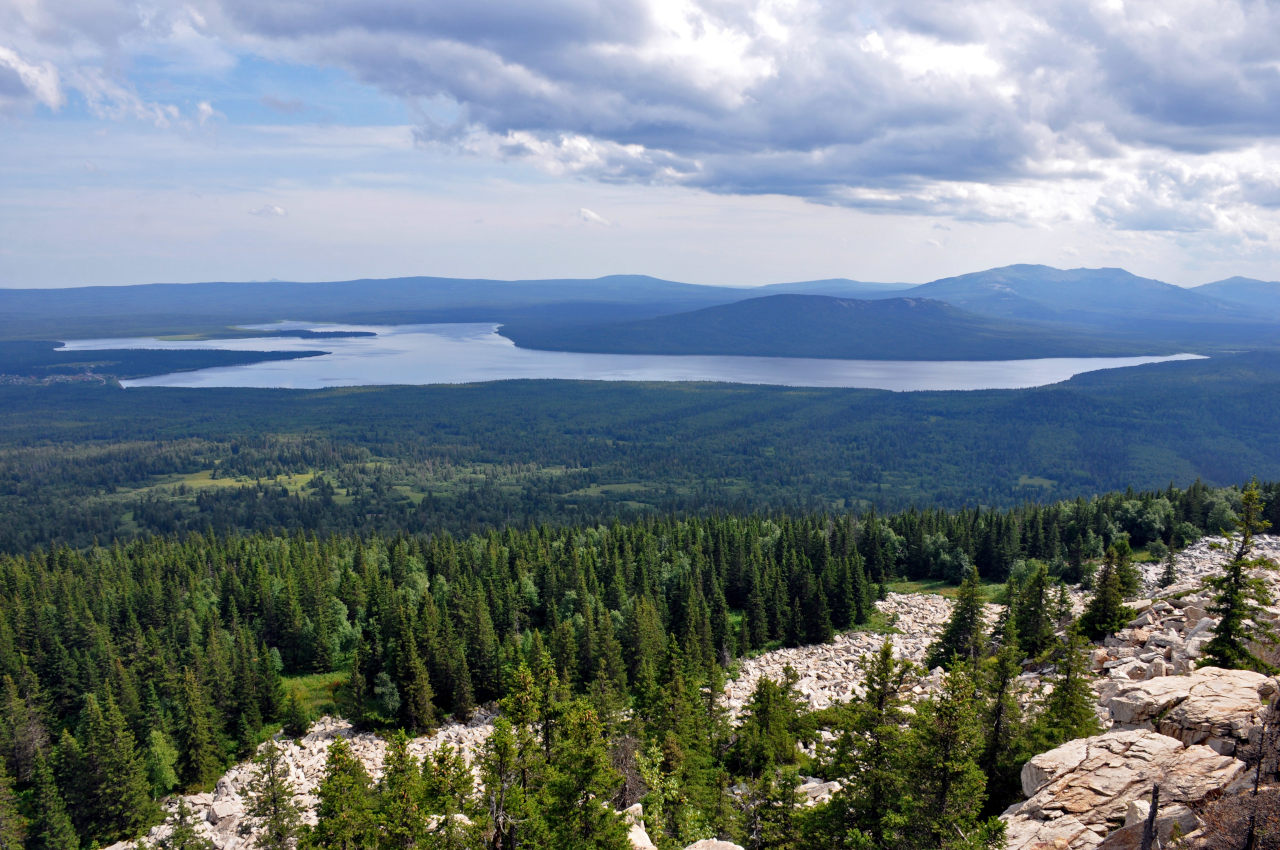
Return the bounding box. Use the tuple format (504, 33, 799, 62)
(1003, 729, 1245, 850)
(1095, 804, 1199, 850)
(684, 841, 745, 850)
(1103, 666, 1270, 754)
(625, 803, 657, 850)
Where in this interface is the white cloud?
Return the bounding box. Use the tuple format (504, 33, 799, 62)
(578, 207, 611, 226)
(250, 204, 287, 216)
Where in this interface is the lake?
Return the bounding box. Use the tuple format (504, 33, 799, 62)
(58, 322, 1205, 391)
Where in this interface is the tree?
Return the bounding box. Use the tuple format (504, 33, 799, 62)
(926, 563, 987, 670)
(1026, 630, 1101, 753)
(1159, 546, 1178, 588)
(0, 760, 26, 850)
(176, 669, 224, 788)
(421, 743, 485, 849)
(479, 716, 546, 850)
(28, 749, 79, 850)
(740, 767, 804, 850)
(80, 691, 158, 843)
(732, 667, 807, 777)
(1078, 547, 1133, 641)
(817, 638, 915, 848)
(376, 732, 426, 850)
(281, 689, 312, 739)
(145, 728, 181, 799)
(307, 738, 376, 850)
(152, 799, 216, 850)
(1205, 482, 1277, 673)
(245, 740, 302, 850)
(544, 701, 629, 850)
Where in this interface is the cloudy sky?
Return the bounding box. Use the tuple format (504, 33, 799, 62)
(3, 0, 1280, 287)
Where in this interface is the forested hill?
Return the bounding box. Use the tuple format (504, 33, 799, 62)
(0, 482, 1268, 847)
(498, 294, 1163, 360)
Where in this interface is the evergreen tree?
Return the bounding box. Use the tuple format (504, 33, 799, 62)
(1159, 545, 1178, 588)
(1078, 547, 1134, 641)
(740, 767, 804, 850)
(421, 743, 485, 849)
(245, 740, 302, 850)
(545, 701, 629, 850)
(1010, 562, 1055, 658)
(79, 691, 158, 843)
(1205, 481, 1277, 673)
(732, 668, 806, 777)
(28, 749, 79, 850)
(908, 664, 1004, 848)
(153, 799, 216, 850)
(307, 738, 376, 850)
(926, 563, 987, 670)
(281, 689, 312, 739)
(176, 670, 224, 788)
(377, 732, 427, 850)
(817, 638, 914, 848)
(479, 717, 546, 850)
(0, 760, 26, 850)
(1026, 630, 1102, 753)
(979, 641, 1028, 814)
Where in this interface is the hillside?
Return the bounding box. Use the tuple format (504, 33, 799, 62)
(1195, 275, 1280, 311)
(499, 293, 1167, 359)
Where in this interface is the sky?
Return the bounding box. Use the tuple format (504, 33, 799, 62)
(3, 0, 1280, 288)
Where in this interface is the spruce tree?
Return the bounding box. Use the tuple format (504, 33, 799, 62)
(545, 701, 629, 850)
(176, 670, 224, 787)
(79, 691, 158, 843)
(0, 760, 26, 850)
(421, 743, 485, 849)
(308, 738, 376, 850)
(245, 740, 302, 850)
(1205, 481, 1277, 673)
(377, 732, 426, 849)
(1079, 547, 1133, 641)
(926, 563, 987, 670)
(154, 799, 216, 850)
(29, 749, 79, 850)
(1026, 630, 1101, 753)
(1159, 546, 1178, 588)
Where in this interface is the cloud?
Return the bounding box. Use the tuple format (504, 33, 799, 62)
(250, 204, 287, 217)
(8, 0, 1280, 239)
(578, 207, 611, 226)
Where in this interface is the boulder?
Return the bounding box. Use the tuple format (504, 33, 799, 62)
(1103, 666, 1269, 754)
(1095, 804, 1199, 849)
(625, 803, 657, 850)
(683, 841, 745, 850)
(1003, 729, 1245, 850)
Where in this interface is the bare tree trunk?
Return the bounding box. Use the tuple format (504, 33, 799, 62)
(1140, 784, 1159, 850)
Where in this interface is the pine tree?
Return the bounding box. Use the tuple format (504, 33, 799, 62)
(1078, 547, 1133, 641)
(245, 740, 302, 850)
(307, 738, 376, 850)
(377, 732, 426, 849)
(545, 701, 629, 850)
(176, 669, 224, 787)
(926, 563, 987, 670)
(29, 749, 79, 850)
(154, 799, 216, 850)
(0, 760, 26, 850)
(817, 638, 914, 848)
(908, 664, 1003, 848)
(1026, 630, 1102, 753)
(80, 691, 158, 843)
(1205, 481, 1277, 673)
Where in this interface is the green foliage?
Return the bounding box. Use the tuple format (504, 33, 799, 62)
(1025, 630, 1102, 754)
(925, 563, 988, 670)
(148, 799, 216, 850)
(78, 692, 159, 844)
(281, 690, 313, 740)
(1205, 481, 1278, 673)
(144, 729, 181, 800)
(544, 702, 629, 850)
(245, 740, 302, 850)
(1078, 547, 1135, 641)
(306, 739, 376, 850)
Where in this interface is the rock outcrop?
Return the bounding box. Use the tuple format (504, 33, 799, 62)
(1003, 729, 1247, 849)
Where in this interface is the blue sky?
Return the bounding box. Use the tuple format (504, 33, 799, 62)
(3, 0, 1280, 287)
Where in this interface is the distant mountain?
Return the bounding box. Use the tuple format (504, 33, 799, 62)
(755, 279, 916, 298)
(1195, 277, 1280, 312)
(0, 275, 755, 339)
(908, 264, 1253, 326)
(499, 294, 1165, 360)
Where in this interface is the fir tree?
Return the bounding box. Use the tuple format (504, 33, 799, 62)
(1026, 630, 1102, 753)
(1159, 545, 1178, 588)
(28, 749, 79, 850)
(245, 740, 302, 850)
(732, 668, 807, 777)
(1078, 547, 1134, 641)
(281, 689, 312, 739)
(307, 738, 376, 850)
(377, 732, 426, 849)
(740, 767, 804, 850)
(79, 691, 158, 843)
(1205, 481, 1277, 673)
(545, 701, 629, 850)
(926, 563, 987, 670)
(176, 670, 224, 788)
(421, 743, 485, 849)
(0, 760, 26, 850)
(154, 799, 216, 850)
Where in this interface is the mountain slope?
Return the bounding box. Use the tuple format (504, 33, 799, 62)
(909, 264, 1254, 325)
(499, 294, 1167, 360)
(756, 278, 916, 298)
(1195, 276, 1280, 312)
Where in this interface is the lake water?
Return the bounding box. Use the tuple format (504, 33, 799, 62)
(58, 322, 1205, 392)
